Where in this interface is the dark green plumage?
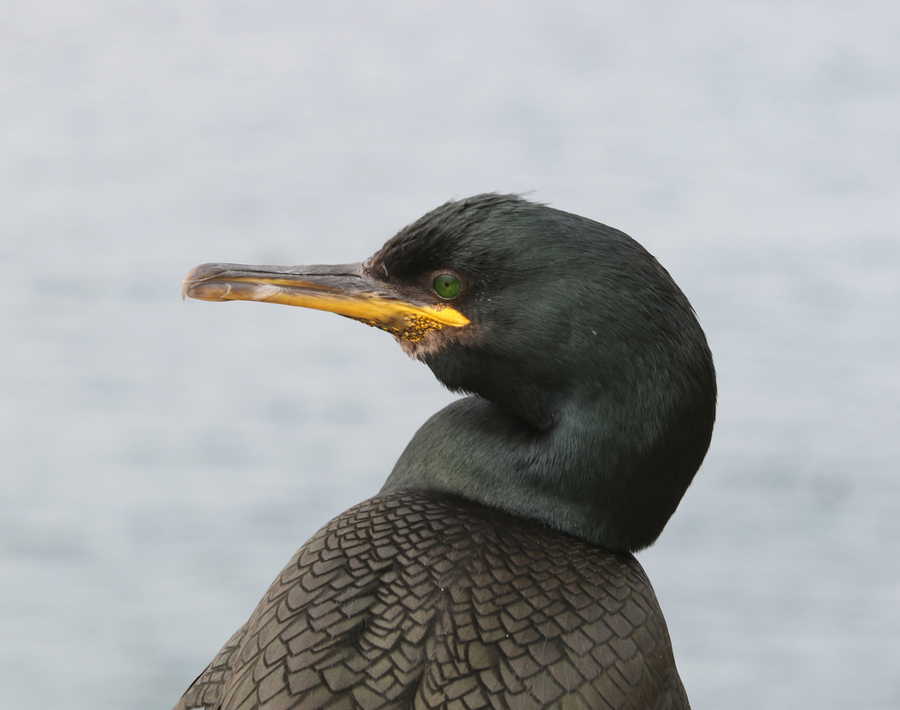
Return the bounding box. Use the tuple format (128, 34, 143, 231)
(175, 194, 716, 710)
(378, 195, 715, 552)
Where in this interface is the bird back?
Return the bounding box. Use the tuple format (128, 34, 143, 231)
(175, 490, 689, 710)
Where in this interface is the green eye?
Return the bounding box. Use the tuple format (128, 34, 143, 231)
(433, 273, 462, 299)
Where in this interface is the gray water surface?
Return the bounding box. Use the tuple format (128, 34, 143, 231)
(1, 2, 899, 708)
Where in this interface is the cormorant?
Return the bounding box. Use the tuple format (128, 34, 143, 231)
(177, 194, 716, 710)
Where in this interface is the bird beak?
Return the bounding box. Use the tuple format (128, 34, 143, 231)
(182, 261, 469, 342)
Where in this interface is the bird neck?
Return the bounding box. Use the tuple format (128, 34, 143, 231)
(381, 391, 706, 552)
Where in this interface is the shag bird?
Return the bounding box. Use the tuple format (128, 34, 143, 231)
(177, 194, 716, 710)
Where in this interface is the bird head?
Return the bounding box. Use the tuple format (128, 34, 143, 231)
(183, 194, 716, 551)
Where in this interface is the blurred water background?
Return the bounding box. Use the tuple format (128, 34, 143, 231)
(1, 1, 899, 708)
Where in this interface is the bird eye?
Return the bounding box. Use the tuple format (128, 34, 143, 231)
(432, 273, 462, 300)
